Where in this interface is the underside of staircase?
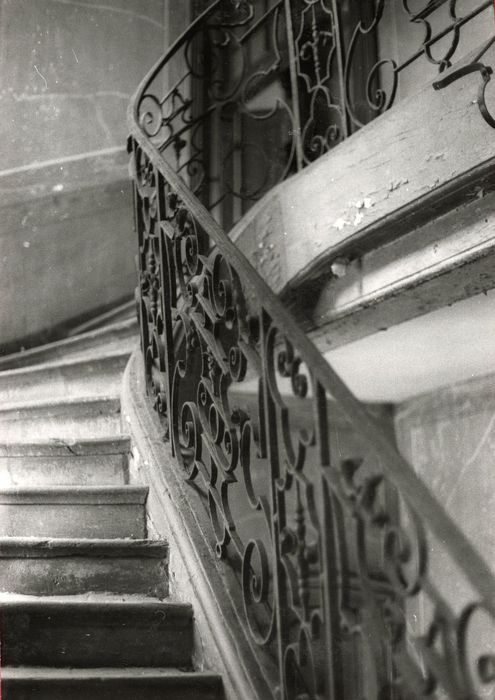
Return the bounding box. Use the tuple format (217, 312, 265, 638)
(0, 313, 224, 699)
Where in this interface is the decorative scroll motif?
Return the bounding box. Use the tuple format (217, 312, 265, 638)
(129, 131, 495, 699)
(433, 36, 495, 129)
(130, 1, 495, 697)
(134, 0, 494, 230)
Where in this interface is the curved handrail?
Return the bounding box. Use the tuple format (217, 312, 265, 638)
(128, 3, 495, 698)
(130, 0, 223, 130)
(129, 0, 495, 232)
(129, 121, 495, 617)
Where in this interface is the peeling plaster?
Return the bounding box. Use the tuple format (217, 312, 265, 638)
(388, 178, 409, 192)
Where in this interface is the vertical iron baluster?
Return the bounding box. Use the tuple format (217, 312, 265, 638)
(284, 0, 304, 170)
(314, 383, 345, 700)
(328, 0, 350, 139)
(156, 170, 177, 449)
(260, 309, 290, 698)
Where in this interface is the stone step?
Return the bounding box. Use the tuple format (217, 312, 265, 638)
(0, 598, 193, 667)
(0, 351, 130, 403)
(0, 318, 138, 371)
(0, 538, 168, 597)
(68, 299, 136, 336)
(0, 395, 122, 441)
(1, 667, 224, 700)
(0, 486, 148, 538)
(0, 437, 131, 487)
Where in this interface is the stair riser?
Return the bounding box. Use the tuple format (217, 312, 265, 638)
(0, 454, 128, 487)
(2, 608, 193, 667)
(0, 360, 127, 403)
(0, 556, 167, 597)
(0, 504, 146, 538)
(3, 678, 222, 700)
(0, 407, 121, 441)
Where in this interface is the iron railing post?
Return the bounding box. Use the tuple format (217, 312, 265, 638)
(283, 0, 304, 170)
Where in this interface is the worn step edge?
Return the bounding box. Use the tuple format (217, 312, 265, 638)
(68, 299, 136, 336)
(0, 349, 131, 382)
(1, 666, 222, 685)
(0, 537, 166, 558)
(0, 395, 120, 416)
(0, 318, 138, 371)
(1, 666, 220, 680)
(0, 486, 148, 505)
(0, 436, 131, 458)
(0, 597, 192, 618)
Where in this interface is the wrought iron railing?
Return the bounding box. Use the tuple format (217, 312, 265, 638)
(135, 0, 494, 230)
(129, 2, 495, 698)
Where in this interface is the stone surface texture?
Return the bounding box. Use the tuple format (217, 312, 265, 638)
(0, 0, 165, 351)
(395, 373, 495, 651)
(0, 0, 165, 168)
(395, 372, 495, 571)
(0, 308, 224, 698)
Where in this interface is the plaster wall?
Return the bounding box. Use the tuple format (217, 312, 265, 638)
(395, 372, 495, 571)
(0, 0, 166, 352)
(394, 373, 495, 659)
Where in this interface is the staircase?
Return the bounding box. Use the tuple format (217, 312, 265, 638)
(0, 314, 224, 699)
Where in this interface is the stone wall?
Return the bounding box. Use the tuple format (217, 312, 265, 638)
(395, 373, 495, 570)
(0, 0, 166, 352)
(395, 374, 495, 655)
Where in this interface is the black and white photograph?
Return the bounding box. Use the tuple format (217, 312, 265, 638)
(0, 1, 494, 698)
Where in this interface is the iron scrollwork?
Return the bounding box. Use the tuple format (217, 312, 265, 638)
(433, 36, 495, 130)
(129, 0, 495, 697)
(129, 134, 495, 698)
(133, 0, 494, 232)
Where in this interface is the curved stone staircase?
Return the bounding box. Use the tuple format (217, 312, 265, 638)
(0, 315, 224, 699)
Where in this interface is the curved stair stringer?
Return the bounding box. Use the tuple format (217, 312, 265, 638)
(121, 348, 274, 700)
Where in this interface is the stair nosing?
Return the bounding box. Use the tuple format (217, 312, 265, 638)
(0, 436, 131, 458)
(0, 394, 121, 414)
(0, 485, 148, 505)
(1, 666, 221, 682)
(0, 598, 193, 615)
(0, 537, 167, 558)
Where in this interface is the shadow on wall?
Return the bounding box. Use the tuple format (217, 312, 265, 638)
(0, 0, 167, 353)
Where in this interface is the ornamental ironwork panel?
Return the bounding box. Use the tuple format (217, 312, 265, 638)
(135, 0, 494, 231)
(129, 2, 495, 697)
(128, 134, 495, 699)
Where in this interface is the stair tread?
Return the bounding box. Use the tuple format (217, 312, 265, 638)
(0, 394, 120, 413)
(0, 594, 192, 615)
(2, 666, 220, 681)
(0, 318, 138, 371)
(0, 349, 132, 380)
(0, 593, 167, 604)
(0, 537, 167, 557)
(0, 436, 131, 458)
(0, 485, 148, 504)
(68, 299, 136, 336)
(1, 667, 223, 699)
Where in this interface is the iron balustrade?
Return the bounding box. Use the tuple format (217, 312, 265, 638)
(129, 2, 495, 698)
(135, 0, 494, 231)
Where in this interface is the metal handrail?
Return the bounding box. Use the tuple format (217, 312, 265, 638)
(129, 3, 495, 698)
